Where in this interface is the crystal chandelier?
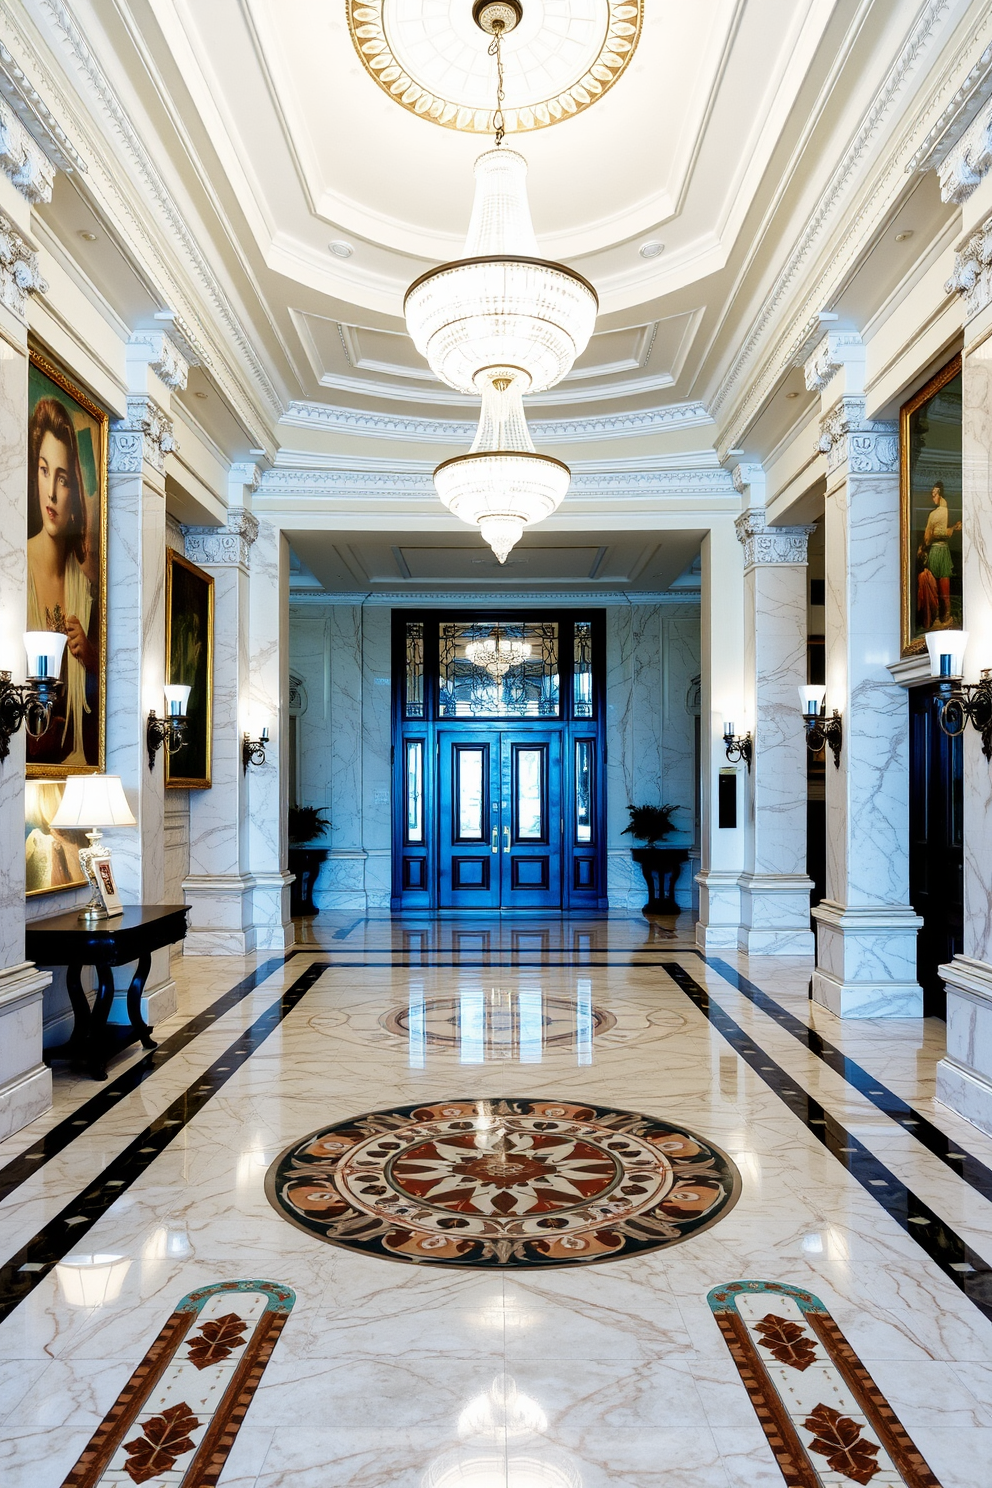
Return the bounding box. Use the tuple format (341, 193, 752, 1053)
(465, 625, 532, 680)
(404, 1, 596, 563)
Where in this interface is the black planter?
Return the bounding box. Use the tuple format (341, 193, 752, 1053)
(630, 846, 688, 915)
(288, 848, 329, 917)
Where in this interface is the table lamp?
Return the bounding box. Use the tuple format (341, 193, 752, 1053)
(50, 774, 136, 922)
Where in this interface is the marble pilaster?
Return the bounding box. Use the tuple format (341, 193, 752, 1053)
(811, 372, 921, 1015)
(0, 211, 51, 1137)
(182, 490, 259, 952)
(696, 520, 746, 949)
(247, 518, 293, 948)
(734, 496, 815, 956)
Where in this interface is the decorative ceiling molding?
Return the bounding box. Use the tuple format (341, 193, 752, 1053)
(0, 37, 86, 174)
(711, 0, 987, 448)
(313, 363, 679, 408)
(272, 447, 723, 475)
(0, 96, 55, 203)
(936, 94, 992, 204)
(290, 588, 701, 607)
(0, 209, 47, 319)
(279, 399, 712, 444)
(258, 466, 734, 498)
(905, 39, 992, 176)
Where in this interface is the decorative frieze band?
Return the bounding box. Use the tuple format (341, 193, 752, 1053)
(185, 506, 259, 568)
(946, 213, 992, 321)
(734, 508, 813, 568)
(109, 395, 177, 474)
(817, 397, 898, 475)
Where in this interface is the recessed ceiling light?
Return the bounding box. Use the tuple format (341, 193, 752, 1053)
(77, 230, 97, 241)
(895, 230, 914, 242)
(639, 240, 664, 260)
(194, 391, 208, 400)
(785, 390, 801, 399)
(329, 240, 354, 258)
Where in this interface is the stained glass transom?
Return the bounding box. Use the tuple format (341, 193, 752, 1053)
(439, 621, 559, 718)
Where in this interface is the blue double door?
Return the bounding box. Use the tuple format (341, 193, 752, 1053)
(438, 729, 562, 909)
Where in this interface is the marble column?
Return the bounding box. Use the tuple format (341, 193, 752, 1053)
(182, 478, 259, 953)
(0, 209, 51, 1138)
(808, 332, 921, 1015)
(247, 517, 293, 948)
(102, 341, 182, 1024)
(734, 488, 815, 956)
(937, 195, 992, 1129)
(696, 518, 746, 950)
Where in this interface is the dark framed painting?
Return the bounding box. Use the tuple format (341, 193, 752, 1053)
(165, 549, 214, 789)
(25, 779, 87, 897)
(901, 354, 963, 656)
(26, 348, 108, 775)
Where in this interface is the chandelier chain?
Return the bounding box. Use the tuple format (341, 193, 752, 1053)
(488, 21, 506, 146)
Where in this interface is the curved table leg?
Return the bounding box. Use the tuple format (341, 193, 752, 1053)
(88, 963, 117, 1080)
(64, 962, 91, 1064)
(126, 951, 157, 1049)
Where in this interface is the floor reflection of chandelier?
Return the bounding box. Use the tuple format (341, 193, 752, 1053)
(404, 2, 597, 563)
(466, 626, 532, 679)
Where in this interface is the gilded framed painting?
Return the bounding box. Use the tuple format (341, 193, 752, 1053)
(26, 348, 108, 775)
(900, 354, 963, 656)
(165, 549, 214, 789)
(25, 779, 88, 897)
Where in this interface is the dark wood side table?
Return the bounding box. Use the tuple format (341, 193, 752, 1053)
(26, 904, 190, 1080)
(629, 847, 689, 915)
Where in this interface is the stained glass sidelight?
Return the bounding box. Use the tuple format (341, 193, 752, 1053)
(573, 620, 593, 717)
(575, 738, 593, 842)
(405, 621, 424, 718)
(439, 620, 559, 718)
(406, 740, 424, 843)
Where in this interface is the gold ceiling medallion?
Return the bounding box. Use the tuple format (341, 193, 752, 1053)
(347, 1, 642, 134)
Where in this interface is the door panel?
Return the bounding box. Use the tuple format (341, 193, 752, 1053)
(438, 733, 500, 908)
(500, 733, 562, 908)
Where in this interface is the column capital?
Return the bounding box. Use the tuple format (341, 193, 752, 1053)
(804, 330, 864, 395)
(734, 508, 814, 568)
(0, 99, 55, 204)
(946, 213, 992, 321)
(184, 507, 259, 568)
(937, 96, 992, 205)
(0, 210, 46, 321)
(817, 396, 897, 476)
(127, 331, 189, 391)
(109, 395, 177, 475)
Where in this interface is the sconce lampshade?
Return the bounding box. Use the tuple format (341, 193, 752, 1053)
(23, 631, 67, 680)
(164, 684, 191, 716)
(924, 629, 969, 678)
(50, 774, 136, 829)
(798, 685, 826, 717)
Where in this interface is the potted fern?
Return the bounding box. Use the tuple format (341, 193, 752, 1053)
(288, 805, 331, 917)
(622, 803, 686, 914)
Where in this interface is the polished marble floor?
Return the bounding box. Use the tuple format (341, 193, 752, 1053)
(1, 913, 991, 1486)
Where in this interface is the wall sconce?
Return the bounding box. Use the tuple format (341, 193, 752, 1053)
(147, 685, 190, 771)
(242, 725, 269, 774)
(799, 685, 842, 768)
(926, 629, 992, 758)
(0, 632, 67, 763)
(722, 720, 753, 772)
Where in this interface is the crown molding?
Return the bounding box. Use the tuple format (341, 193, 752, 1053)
(313, 366, 680, 409)
(289, 589, 703, 608)
(0, 36, 85, 175)
(259, 467, 735, 499)
(279, 400, 713, 445)
(906, 39, 992, 177)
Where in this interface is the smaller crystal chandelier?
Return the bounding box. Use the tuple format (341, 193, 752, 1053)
(466, 626, 531, 680)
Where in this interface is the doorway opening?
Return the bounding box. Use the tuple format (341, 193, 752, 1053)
(391, 611, 607, 912)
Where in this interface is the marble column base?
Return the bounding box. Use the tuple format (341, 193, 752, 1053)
(811, 900, 923, 1017)
(251, 870, 295, 950)
(695, 870, 742, 951)
(737, 873, 815, 957)
(0, 961, 53, 1140)
(183, 873, 258, 956)
(936, 956, 992, 1136)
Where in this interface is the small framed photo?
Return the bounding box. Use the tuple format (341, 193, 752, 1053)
(91, 852, 123, 916)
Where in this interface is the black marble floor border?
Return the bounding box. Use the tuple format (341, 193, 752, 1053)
(703, 954, 992, 1206)
(661, 962, 992, 1327)
(0, 954, 301, 1207)
(0, 960, 330, 1326)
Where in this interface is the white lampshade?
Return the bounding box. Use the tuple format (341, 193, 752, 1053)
(50, 774, 136, 829)
(164, 684, 191, 716)
(722, 720, 735, 738)
(924, 629, 969, 678)
(405, 149, 598, 395)
(23, 631, 67, 680)
(799, 685, 826, 716)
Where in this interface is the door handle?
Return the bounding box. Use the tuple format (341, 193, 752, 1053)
(504, 825, 511, 850)
(491, 826, 498, 854)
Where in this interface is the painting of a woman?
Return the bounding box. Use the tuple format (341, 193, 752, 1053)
(26, 353, 107, 773)
(901, 357, 962, 654)
(917, 480, 961, 631)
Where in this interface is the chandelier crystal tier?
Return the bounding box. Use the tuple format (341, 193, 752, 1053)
(433, 367, 570, 563)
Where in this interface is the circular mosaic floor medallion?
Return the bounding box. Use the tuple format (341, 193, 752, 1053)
(265, 1099, 741, 1268)
(380, 992, 617, 1056)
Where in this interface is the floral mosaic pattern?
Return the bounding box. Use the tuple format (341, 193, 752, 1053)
(266, 1099, 740, 1268)
(708, 1281, 943, 1488)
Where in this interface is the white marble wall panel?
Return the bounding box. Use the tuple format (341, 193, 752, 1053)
(328, 605, 364, 854)
(248, 520, 292, 948)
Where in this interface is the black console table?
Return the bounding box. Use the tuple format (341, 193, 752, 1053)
(629, 847, 689, 915)
(26, 904, 189, 1080)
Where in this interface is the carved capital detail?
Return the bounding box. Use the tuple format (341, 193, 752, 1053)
(185, 507, 259, 567)
(946, 213, 992, 321)
(109, 396, 177, 474)
(0, 99, 55, 204)
(803, 331, 864, 393)
(938, 96, 992, 204)
(128, 330, 189, 390)
(0, 211, 46, 319)
(735, 508, 814, 568)
(817, 397, 897, 475)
